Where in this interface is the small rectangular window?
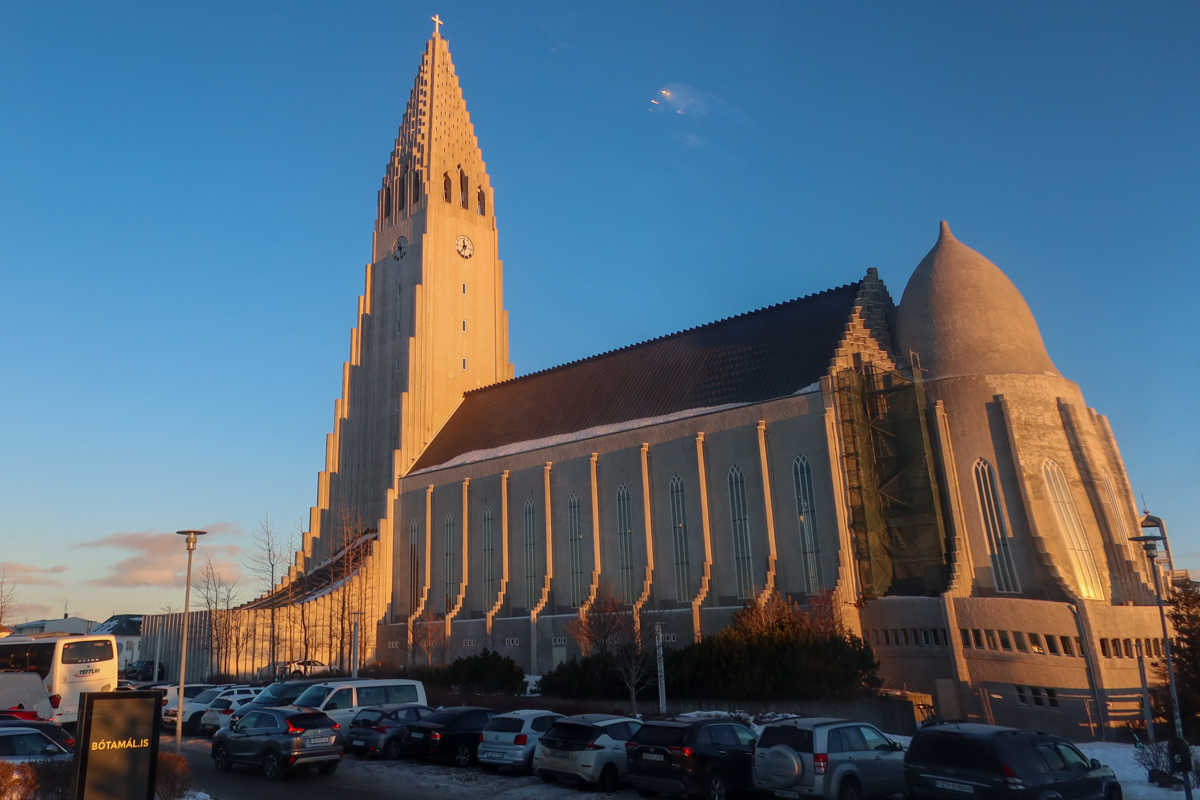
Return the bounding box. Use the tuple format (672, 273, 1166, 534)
(1015, 686, 1028, 705)
(1075, 637, 1084, 656)
(1060, 636, 1074, 657)
(397, 321, 403, 334)
(939, 629, 949, 646)
(871, 630, 880, 646)
(1100, 638, 1111, 657)
(1045, 635, 1060, 655)
(902, 629, 911, 646)
(462, 358, 467, 370)
(884, 629, 892, 646)
(910, 628, 920, 645)
(972, 629, 984, 649)
(1154, 639, 1163, 657)
(999, 631, 1013, 651)
(462, 283, 467, 294)
(395, 358, 402, 372)
(392, 397, 399, 412)
(1046, 688, 1059, 709)
(1014, 631, 1029, 653)
(893, 629, 902, 645)
(921, 629, 932, 646)
(1029, 633, 1045, 654)
(985, 630, 998, 650)
(1113, 639, 1123, 658)
(961, 629, 972, 649)
(462, 319, 467, 331)
(398, 283, 402, 296)
(1031, 687, 1045, 707)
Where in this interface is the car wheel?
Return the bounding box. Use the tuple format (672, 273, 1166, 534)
(384, 738, 403, 760)
(263, 750, 284, 781)
(213, 744, 232, 773)
(317, 761, 338, 776)
(598, 762, 619, 793)
(707, 774, 728, 800)
(290, 670, 303, 678)
(839, 776, 862, 800)
(453, 744, 474, 767)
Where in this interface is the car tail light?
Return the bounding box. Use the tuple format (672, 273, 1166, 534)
(65, 738, 75, 748)
(220, 710, 232, 715)
(1001, 764, 1025, 789)
(377, 726, 389, 734)
(514, 734, 527, 746)
(331, 722, 339, 730)
(49, 695, 61, 709)
(286, 719, 303, 734)
(1001, 764, 1016, 778)
(814, 753, 829, 774)
(431, 732, 441, 741)
(625, 741, 637, 750)
(668, 746, 694, 758)
(584, 741, 604, 750)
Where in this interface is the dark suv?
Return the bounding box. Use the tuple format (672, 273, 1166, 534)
(626, 717, 757, 800)
(211, 708, 342, 781)
(399, 706, 495, 766)
(904, 723, 1120, 800)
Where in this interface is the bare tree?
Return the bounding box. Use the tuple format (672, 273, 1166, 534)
(411, 604, 446, 666)
(0, 569, 18, 629)
(565, 583, 629, 657)
(244, 513, 285, 669)
(195, 555, 240, 678)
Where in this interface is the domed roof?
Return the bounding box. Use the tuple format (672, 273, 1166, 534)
(895, 222, 1059, 380)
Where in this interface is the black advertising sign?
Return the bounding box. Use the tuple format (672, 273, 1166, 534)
(70, 691, 161, 800)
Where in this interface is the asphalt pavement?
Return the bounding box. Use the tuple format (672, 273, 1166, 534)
(173, 735, 463, 800)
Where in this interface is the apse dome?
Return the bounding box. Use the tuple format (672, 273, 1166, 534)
(895, 221, 1059, 381)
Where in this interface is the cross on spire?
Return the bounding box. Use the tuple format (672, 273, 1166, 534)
(431, 14, 443, 36)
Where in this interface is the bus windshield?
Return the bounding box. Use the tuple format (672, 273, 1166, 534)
(0, 642, 56, 678)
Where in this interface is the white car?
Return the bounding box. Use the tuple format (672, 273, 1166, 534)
(198, 693, 257, 736)
(160, 683, 215, 716)
(480, 709, 564, 773)
(533, 714, 641, 792)
(163, 685, 234, 734)
(0, 727, 72, 763)
(258, 660, 337, 680)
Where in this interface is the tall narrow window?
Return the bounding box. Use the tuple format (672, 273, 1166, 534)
(412, 171, 421, 205)
(1101, 471, 1131, 544)
(443, 172, 452, 203)
(477, 187, 486, 216)
(444, 514, 456, 613)
(459, 168, 469, 209)
(617, 485, 635, 602)
(398, 170, 406, 210)
(973, 459, 1021, 593)
(728, 466, 754, 599)
(792, 455, 824, 593)
(409, 518, 421, 612)
(482, 507, 494, 605)
(1043, 460, 1104, 600)
(524, 500, 538, 610)
(569, 494, 585, 607)
(669, 476, 692, 602)
(383, 184, 392, 220)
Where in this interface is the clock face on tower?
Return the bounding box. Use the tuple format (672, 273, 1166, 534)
(390, 235, 408, 261)
(455, 235, 474, 259)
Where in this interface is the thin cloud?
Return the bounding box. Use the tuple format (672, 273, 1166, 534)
(76, 526, 244, 589)
(648, 82, 751, 125)
(8, 603, 52, 622)
(0, 562, 68, 587)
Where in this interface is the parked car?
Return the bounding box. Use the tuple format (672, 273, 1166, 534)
(164, 685, 239, 735)
(904, 723, 1120, 800)
(194, 687, 261, 736)
(161, 683, 215, 715)
(479, 709, 564, 773)
(753, 717, 905, 800)
(399, 706, 495, 766)
(534, 714, 642, 792)
(0, 727, 72, 763)
(0, 719, 75, 751)
(230, 679, 329, 724)
(211, 708, 342, 781)
(257, 660, 338, 681)
(0, 673, 51, 721)
(627, 717, 758, 800)
(346, 702, 434, 759)
(124, 660, 165, 681)
(292, 679, 428, 727)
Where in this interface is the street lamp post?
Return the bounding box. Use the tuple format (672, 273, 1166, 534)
(1132, 514, 1191, 798)
(174, 530, 206, 755)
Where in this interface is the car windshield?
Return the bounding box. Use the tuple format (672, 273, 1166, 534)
(485, 717, 525, 733)
(294, 686, 332, 708)
(634, 724, 688, 746)
(192, 689, 223, 704)
(545, 723, 597, 743)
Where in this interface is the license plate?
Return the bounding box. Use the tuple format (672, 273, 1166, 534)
(545, 748, 567, 759)
(352, 739, 365, 746)
(934, 780, 974, 793)
(305, 736, 332, 747)
(643, 753, 664, 761)
(411, 732, 425, 739)
(482, 751, 501, 758)
(774, 792, 800, 799)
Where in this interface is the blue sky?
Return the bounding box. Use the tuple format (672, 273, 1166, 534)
(1, 1, 1196, 620)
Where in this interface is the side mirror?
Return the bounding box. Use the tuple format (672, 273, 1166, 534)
(44, 744, 60, 755)
(1090, 758, 1102, 769)
(893, 741, 905, 751)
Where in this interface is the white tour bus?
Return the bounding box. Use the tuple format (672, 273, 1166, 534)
(0, 633, 119, 725)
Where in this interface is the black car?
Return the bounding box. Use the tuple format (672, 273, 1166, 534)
(905, 723, 1120, 800)
(212, 707, 342, 781)
(346, 702, 434, 759)
(626, 717, 757, 800)
(230, 680, 326, 724)
(124, 660, 165, 681)
(0, 719, 76, 751)
(399, 706, 495, 766)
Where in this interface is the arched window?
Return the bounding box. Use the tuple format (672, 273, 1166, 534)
(524, 500, 538, 610)
(476, 187, 486, 216)
(443, 172, 452, 203)
(792, 456, 824, 594)
(409, 518, 421, 612)
(1043, 460, 1104, 600)
(670, 476, 691, 602)
(728, 466, 754, 599)
(459, 169, 469, 209)
(412, 171, 422, 205)
(1100, 471, 1131, 544)
(568, 494, 585, 607)
(973, 459, 1020, 593)
(445, 513, 456, 613)
(481, 507, 494, 604)
(617, 485, 635, 602)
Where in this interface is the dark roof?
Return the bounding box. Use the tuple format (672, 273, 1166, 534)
(93, 615, 142, 636)
(411, 282, 862, 472)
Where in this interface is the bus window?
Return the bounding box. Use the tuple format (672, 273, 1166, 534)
(62, 641, 114, 664)
(0, 642, 55, 678)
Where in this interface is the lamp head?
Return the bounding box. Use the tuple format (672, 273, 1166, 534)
(176, 530, 207, 551)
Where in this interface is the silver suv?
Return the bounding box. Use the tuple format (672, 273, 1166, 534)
(753, 718, 905, 800)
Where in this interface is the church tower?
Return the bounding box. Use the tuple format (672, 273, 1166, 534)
(305, 20, 512, 563)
